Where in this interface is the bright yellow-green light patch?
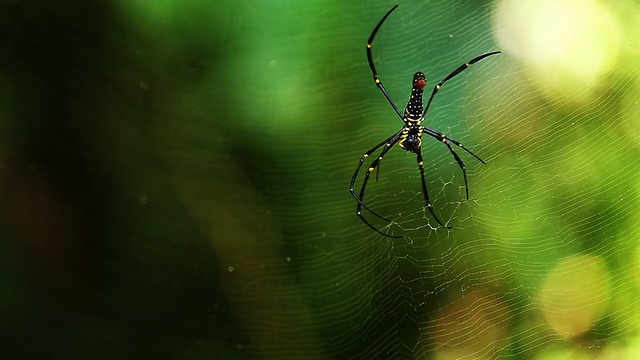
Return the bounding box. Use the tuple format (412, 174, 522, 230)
(631, 249, 640, 289)
(537, 254, 612, 339)
(622, 337, 640, 359)
(620, 83, 640, 147)
(494, 0, 621, 104)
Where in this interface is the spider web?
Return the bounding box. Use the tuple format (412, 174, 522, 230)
(234, 1, 640, 359)
(4, 0, 640, 359)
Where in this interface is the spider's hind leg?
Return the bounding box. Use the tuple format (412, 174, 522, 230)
(422, 128, 486, 200)
(349, 130, 404, 237)
(417, 150, 452, 229)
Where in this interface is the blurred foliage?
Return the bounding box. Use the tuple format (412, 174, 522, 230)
(1, 0, 640, 359)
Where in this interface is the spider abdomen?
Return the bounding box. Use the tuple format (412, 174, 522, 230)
(399, 126, 423, 153)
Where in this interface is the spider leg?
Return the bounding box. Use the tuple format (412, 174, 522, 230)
(422, 127, 486, 199)
(422, 51, 501, 118)
(443, 141, 470, 200)
(358, 211, 403, 239)
(349, 130, 401, 216)
(417, 150, 452, 229)
(357, 134, 400, 218)
(367, 5, 404, 120)
(354, 132, 403, 220)
(350, 129, 403, 237)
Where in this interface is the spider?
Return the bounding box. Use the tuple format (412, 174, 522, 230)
(349, 5, 500, 238)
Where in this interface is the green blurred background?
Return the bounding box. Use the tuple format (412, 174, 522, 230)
(2, 0, 640, 359)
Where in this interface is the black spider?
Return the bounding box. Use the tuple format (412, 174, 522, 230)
(349, 5, 501, 238)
